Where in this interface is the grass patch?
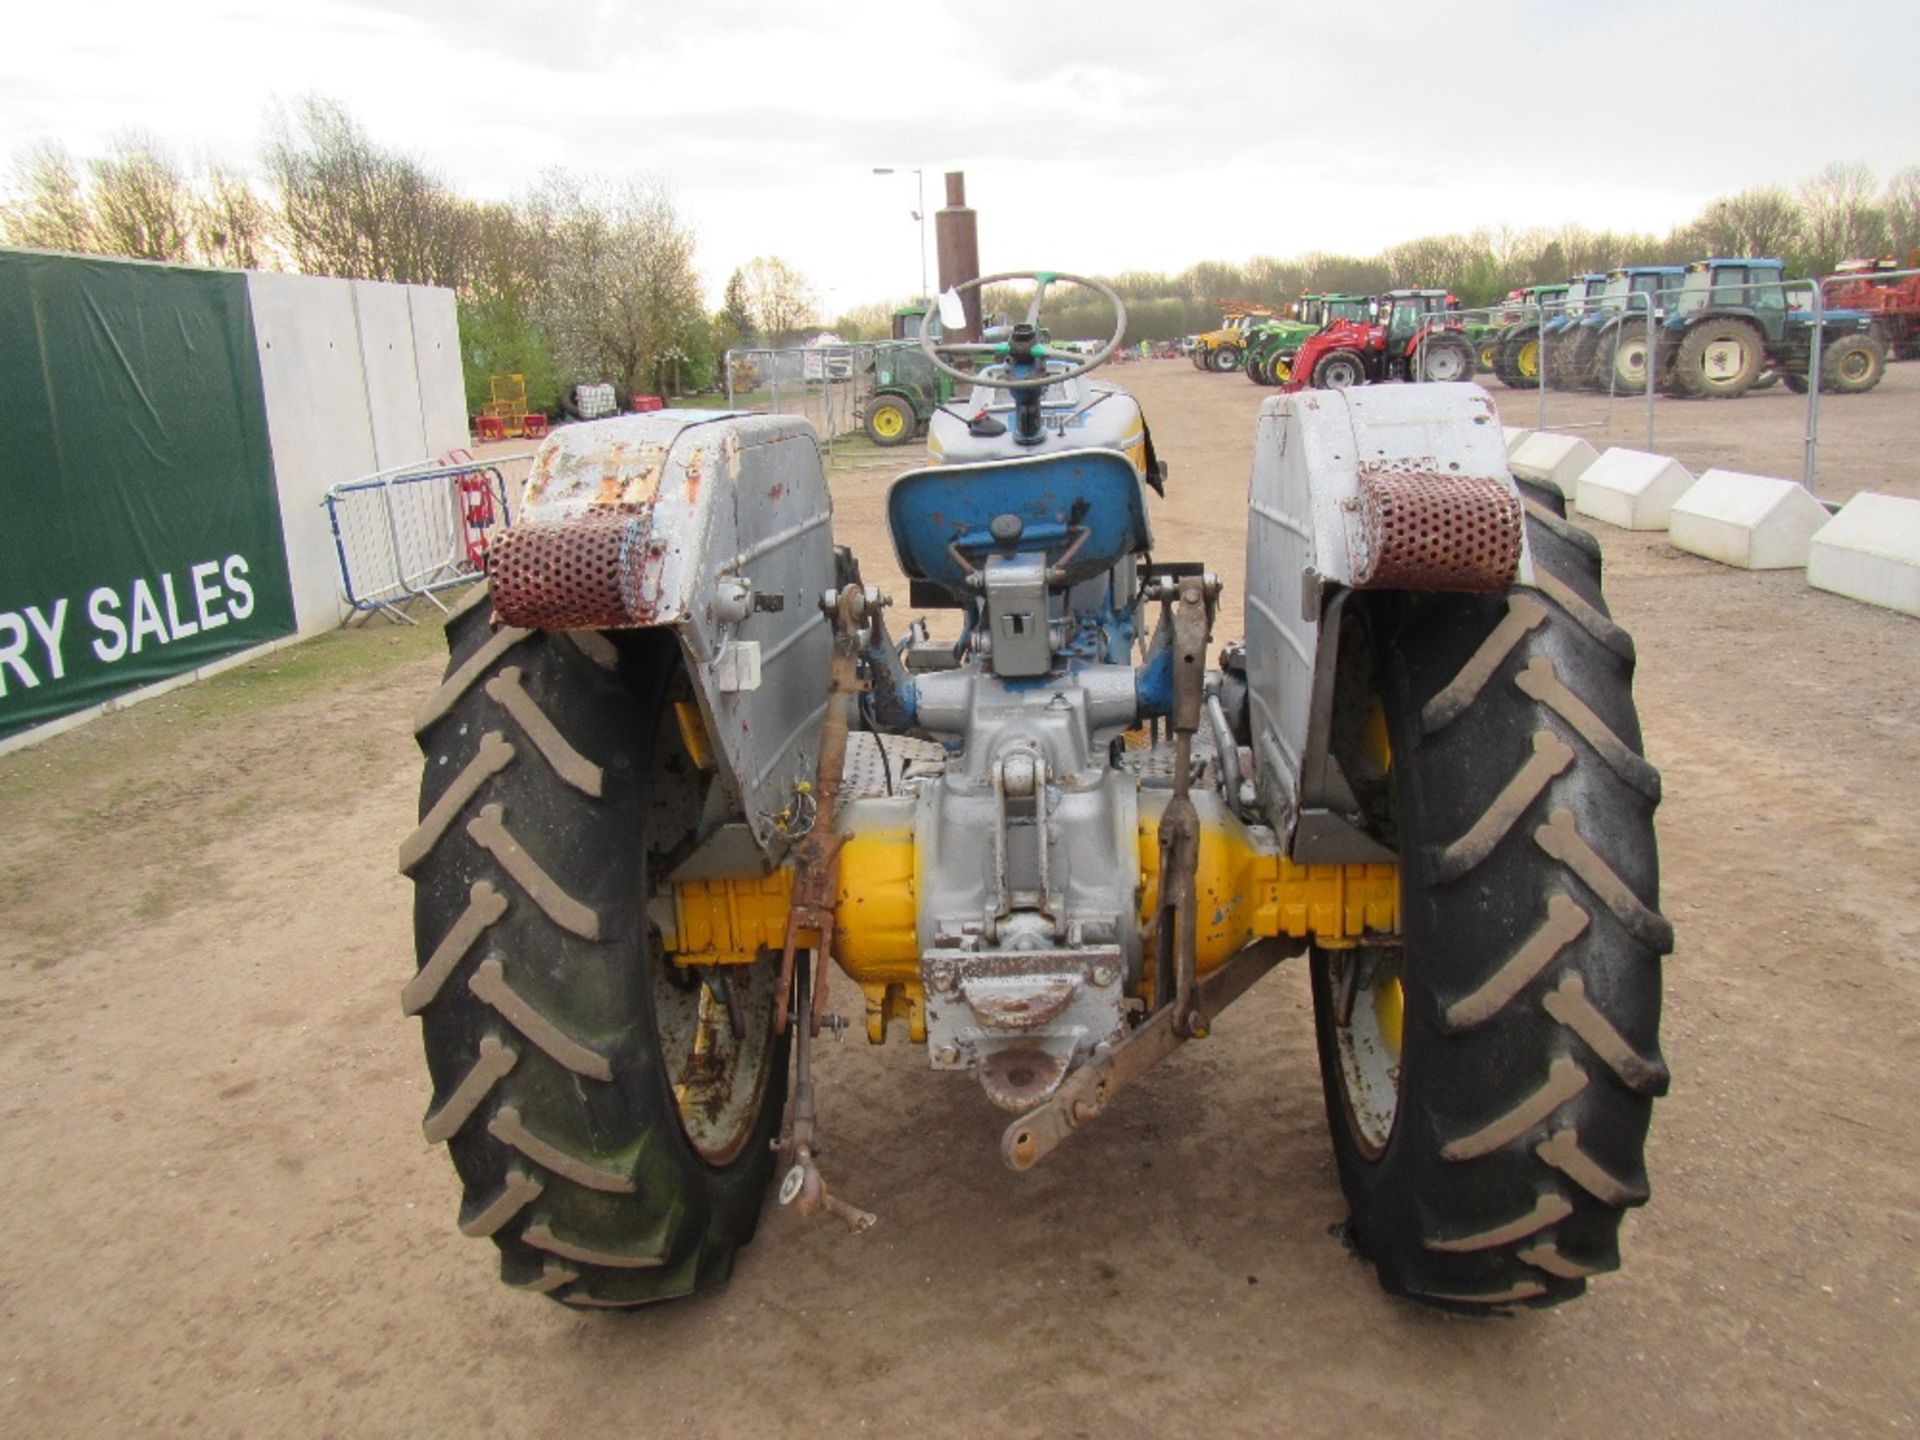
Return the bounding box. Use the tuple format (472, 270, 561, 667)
(0, 613, 449, 811)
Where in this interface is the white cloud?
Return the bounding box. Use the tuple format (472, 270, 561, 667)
(4, 0, 1916, 308)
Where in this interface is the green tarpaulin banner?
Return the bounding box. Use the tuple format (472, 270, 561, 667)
(0, 251, 297, 739)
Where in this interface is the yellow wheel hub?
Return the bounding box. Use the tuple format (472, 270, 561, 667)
(871, 404, 906, 439)
(1372, 974, 1404, 1058)
(1517, 338, 1540, 379)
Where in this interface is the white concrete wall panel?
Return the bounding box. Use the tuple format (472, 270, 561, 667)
(246, 272, 380, 633)
(1669, 470, 1830, 570)
(1574, 448, 1695, 532)
(352, 280, 429, 470)
(1807, 492, 1920, 619)
(407, 285, 470, 459)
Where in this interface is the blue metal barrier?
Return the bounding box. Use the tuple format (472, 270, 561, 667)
(325, 460, 515, 621)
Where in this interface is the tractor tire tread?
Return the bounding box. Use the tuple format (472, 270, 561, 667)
(1314, 475, 1669, 1311)
(406, 605, 785, 1309)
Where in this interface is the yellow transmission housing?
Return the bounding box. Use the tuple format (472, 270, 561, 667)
(658, 792, 1397, 1044)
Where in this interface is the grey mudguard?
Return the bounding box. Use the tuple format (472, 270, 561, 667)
(515, 411, 838, 857)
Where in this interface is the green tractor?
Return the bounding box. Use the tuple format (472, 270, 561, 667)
(1244, 294, 1373, 386)
(862, 303, 967, 447)
(1490, 282, 1572, 389)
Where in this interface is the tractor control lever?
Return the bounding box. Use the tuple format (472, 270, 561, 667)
(772, 584, 878, 1234)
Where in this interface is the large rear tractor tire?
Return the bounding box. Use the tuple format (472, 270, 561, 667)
(405, 600, 788, 1308)
(1312, 349, 1369, 390)
(1497, 330, 1541, 389)
(865, 395, 918, 446)
(1821, 333, 1887, 394)
(1563, 330, 1603, 390)
(1415, 335, 1475, 383)
(1674, 319, 1764, 398)
(1311, 483, 1671, 1310)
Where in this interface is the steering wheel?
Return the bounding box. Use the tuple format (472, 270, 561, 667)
(918, 270, 1128, 390)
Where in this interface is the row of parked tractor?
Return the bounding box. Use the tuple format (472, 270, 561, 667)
(1187, 255, 1919, 399)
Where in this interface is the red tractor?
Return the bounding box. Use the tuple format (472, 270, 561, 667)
(1825, 255, 1920, 360)
(1282, 288, 1475, 391)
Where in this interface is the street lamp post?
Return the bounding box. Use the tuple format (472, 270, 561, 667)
(871, 166, 928, 303)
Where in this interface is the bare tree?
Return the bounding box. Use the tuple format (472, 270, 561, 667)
(1800, 162, 1887, 270)
(86, 133, 194, 261)
(263, 95, 472, 287)
(1884, 167, 1920, 258)
(533, 174, 704, 396)
(1, 140, 95, 252)
(736, 256, 818, 342)
(191, 163, 276, 270)
(1687, 185, 1803, 261)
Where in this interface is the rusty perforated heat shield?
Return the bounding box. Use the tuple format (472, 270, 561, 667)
(1347, 464, 1522, 592)
(487, 509, 665, 630)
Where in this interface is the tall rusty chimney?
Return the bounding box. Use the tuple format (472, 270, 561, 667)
(935, 171, 981, 341)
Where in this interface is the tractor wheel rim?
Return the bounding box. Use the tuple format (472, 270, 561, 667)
(1518, 339, 1539, 378)
(1841, 351, 1870, 380)
(1617, 340, 1647, 382)
(1332, 952, 1404, 1159)
(1427, 349, 1466, 381)
(652, 946, 780, 1164)
(1702, 338, 1747, 379)
(873, 407, 904, 438)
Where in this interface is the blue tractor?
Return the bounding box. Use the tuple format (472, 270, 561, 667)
(1655, 258, 1887, 398)
(402, 269, 1671, 1315)
(1571, 266, 1686, 392)
(1539, 273, 1609, 389)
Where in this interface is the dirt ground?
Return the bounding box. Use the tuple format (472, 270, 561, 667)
(1, 361, 1916, 1439)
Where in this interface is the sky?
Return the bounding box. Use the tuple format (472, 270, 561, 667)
(5, 0, 1918, 312)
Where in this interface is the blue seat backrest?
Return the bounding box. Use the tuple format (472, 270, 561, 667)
(886, 448, 1151, 602)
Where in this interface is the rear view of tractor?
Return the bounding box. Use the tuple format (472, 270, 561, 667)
(862, 303, 966, 446)
(1654, 258, 1887, 398)
(1285, 288, 1475, 391)
(401, 266, 1670, 1314)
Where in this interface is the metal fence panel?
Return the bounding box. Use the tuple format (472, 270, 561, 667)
(325, 460, 514, 621)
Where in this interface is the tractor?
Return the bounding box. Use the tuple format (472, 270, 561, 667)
(1654, 258, 1886, 398)
(1824, 255, 1920, 361)
(1244, 293, 1373, 386)
(403, 268, 1670, 1315)
(1537, 274, 1609, 389)
(861, 303, 958, 447)
(1569, 266, 1685, 392)
(1284, 288, 1475, 391)
(1190, 300, 1276, 372)
(1488, 283, 1570, 389)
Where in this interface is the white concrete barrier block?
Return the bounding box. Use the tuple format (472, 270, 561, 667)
(1669, 470, 1830, 570)
(1508, 431, 1599, 500)
(1573, 448, 1695, 531)
(1502, 425, 1533, 456)
(1807, 492, 1920, 619)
